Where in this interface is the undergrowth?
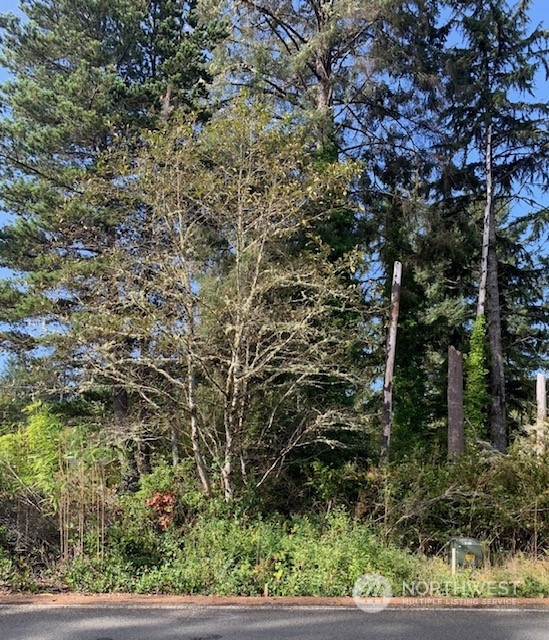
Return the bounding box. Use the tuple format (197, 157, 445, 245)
(60, 509, 419, 595)
(1, 422, 548, 597)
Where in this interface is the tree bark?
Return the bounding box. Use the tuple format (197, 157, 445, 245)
(314, 16, 335, 157)
(537, 373, 547, 425)
(535, 373, 547, 456)
(381, 260, 402, 460)
(187, 356, 211, 495)
(221, 360, 240, 502)
(477, 123, 506, 452)
(486, 238, 507, 452)
(448, 346, 465, 458)
(477, 123, 493, 318)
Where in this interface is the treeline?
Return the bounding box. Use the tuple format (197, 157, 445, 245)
(0, 0, 548, 581)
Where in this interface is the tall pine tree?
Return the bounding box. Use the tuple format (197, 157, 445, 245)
(440, 0, 549, 451)
(0, 0, 225, 479)
(0, 0, 222, 382)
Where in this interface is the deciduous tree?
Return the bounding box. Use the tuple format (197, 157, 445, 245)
(62, 104, 375, 499)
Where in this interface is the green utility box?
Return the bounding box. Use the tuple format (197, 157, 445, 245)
(448, 537, 483, 568)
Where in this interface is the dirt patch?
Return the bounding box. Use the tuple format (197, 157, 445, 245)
(0, 592, 547, 609)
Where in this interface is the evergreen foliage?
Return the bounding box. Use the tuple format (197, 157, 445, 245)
(0, 0, 224, 370)
(439, 0, 549, 449)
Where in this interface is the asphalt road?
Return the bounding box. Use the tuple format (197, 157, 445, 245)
(0, 605, 548, 640)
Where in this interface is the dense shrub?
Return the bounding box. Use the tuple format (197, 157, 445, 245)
(62, 509, 419, 595)
(350, 443, 549, 556)
(1, 409, 548, 595)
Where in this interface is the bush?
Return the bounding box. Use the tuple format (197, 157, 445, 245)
(2, 422, 548, 596)
(354, 444, 549, 557)
(61, 509, 420, 595)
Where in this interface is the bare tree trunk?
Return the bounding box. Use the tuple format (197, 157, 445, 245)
(477, 123, 506, 452)
(221, 391, 234, 501)
(222, 371, 239, 502)
(221, 440, 233, 502)
(487, 239, 506, 452)
(477, 124, 493, 317)
(179, 242, 211, 495)
(187, 357, 211, 495)
(535, 373, 547, 456)
(448, 346, 465, 458)
(315, 41, 334, 156)
(537, 373, 547, 425)
(381, 261, 402, 460)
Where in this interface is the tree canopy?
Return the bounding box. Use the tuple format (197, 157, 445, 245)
(0, 0, 547, 500)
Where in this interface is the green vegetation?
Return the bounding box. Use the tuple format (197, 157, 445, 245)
(61, 511, 419, 595)
(1, 403, 548, 594)
(464, 316, 490, 440)
(0, 0, 547, 594)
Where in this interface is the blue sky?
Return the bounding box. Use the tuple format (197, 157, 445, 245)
(0, 0, 547, 243)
